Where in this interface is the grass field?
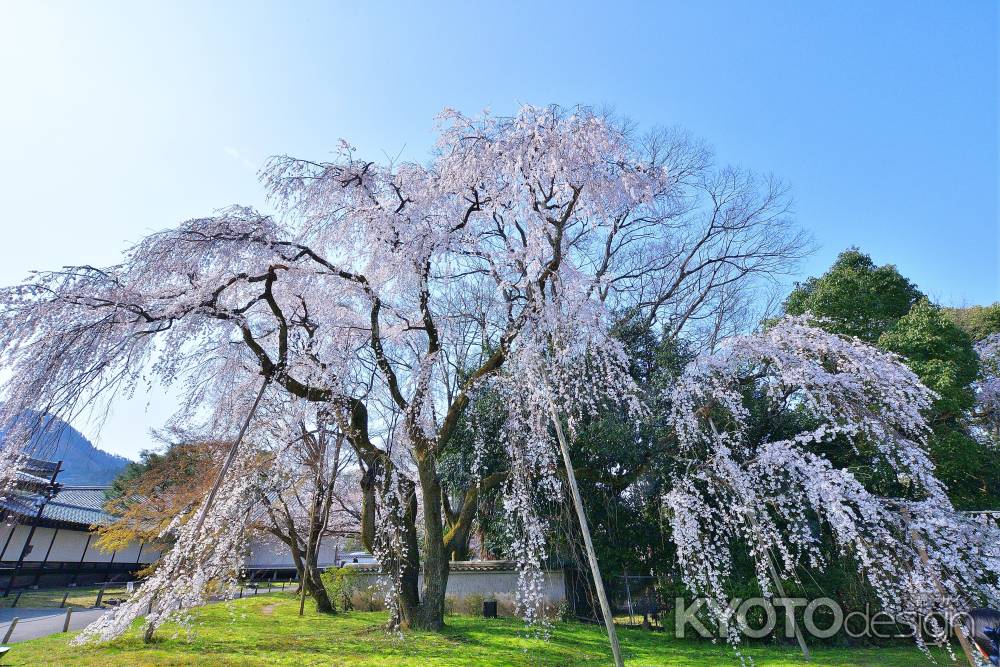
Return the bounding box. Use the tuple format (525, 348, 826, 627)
(3, 593, 957, 666)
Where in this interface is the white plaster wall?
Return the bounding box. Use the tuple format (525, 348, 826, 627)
(246, 537, 345, 568)
(46, 529, 92, 562)
(137, 544, 161, 563)
(111, 539, 142, 564)
(19, 527, 58, 561)
(349, 569, 566, 604)
(445, 570, 565, 603)
(0, 524, 16, 559)
(247, 538, 289, 567)
(82, 537, 113, 563)
(0, 524, 159, 565)
(0, 525, 30, 561)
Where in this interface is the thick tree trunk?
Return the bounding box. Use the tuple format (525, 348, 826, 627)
(360, 454, 451, 630)
(412, 450, 448, 630)
(357, 446, 458, 631)
(361, 463, 424, 629)
(304, 561, 334, 613)
(397, 484, 422, 628)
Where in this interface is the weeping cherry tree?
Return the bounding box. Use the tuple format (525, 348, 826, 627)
(664, 316, 1000, 656)
(0, 105, 808, 639)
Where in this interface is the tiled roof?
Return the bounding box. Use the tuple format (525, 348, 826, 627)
(20, 457, 60, 479)
(13, 469, 53, 487)
(43, 487, 114, 527)
(0, 456, 114, 529)
(1, 486, 113, 529)
(347, 559, 522, 573)
(0, 493, 41, 519)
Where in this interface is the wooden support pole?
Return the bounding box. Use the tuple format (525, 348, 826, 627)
(762, 548, 810, 660)
(191, 380, 269, 538)
(2, 617, 18, 643)
(900, 508, 978, 667)
(62, 607, 73, 633)
(95, 583, 106, 607)
(142, 379, 268, 646)
(546, 387, 623, 667)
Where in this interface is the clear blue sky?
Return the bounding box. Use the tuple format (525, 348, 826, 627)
(0, 0, 997, 459)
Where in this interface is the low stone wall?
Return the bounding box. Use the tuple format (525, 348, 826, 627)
(342, 561, 566, 616)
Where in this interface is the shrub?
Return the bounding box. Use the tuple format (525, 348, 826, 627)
(320, 567, 360, 612)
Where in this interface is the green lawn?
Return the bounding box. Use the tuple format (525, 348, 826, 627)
(4, 593, 957, 666)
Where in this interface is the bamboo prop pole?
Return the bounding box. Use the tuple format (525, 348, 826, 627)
(544, 385, 624, 667)
(191, 379, 270, 536)
(2, 617, 18, 643)
(762, 548, 810, 660)
(144, 378, 269, 643)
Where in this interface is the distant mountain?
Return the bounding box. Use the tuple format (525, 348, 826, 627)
(1, 412, 131, 486)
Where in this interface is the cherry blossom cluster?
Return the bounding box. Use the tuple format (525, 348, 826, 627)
(664, 316, 1000, 652)
(72, 443, 260, 644)
(470, 293, 643, 626)
(974, 333, 1000, 448)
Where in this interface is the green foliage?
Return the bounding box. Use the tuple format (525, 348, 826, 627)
(784, 248, 922, 343)
(105, 449, 162, 500)
(878, 299, 998, 508)
(945, 302, 1000, 341)
(878, 299, 978, 417)
(437, 382, 511, 559)
(923, 428, 1000, 509)
(554, 313, 693, 581)
(460, 593, 486, 616)
(785, 250, 999, 510)
(7, 593, 948, 666)
(321, 567, 359, 612)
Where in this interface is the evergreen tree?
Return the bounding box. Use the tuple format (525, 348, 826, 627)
(785, 250, 998, 509)
(784, 248, 922, 343)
